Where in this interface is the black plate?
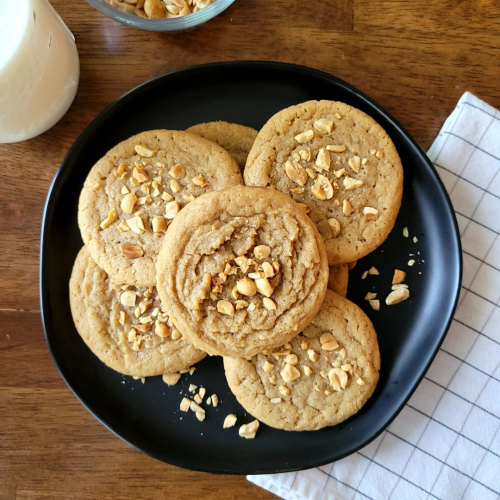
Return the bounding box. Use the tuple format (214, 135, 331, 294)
(40, 61, 462, 474)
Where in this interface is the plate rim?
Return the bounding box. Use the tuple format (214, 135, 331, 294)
(39, 60, 463, 474)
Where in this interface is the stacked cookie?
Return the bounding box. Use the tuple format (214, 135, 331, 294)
(71, 128, 244, 377)
(71, 102, 404, 431)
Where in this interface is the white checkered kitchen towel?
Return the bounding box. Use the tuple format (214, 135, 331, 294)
(248, 92, 500, 500)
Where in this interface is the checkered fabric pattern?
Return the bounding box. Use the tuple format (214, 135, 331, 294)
(248, 92, 500, 500)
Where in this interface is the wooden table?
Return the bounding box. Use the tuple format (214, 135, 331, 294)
(1, 0, 498, 497)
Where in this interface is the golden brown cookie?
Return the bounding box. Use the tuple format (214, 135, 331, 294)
(186, 121, 258, 172)
(223, 290, 380, 430)
(69, 246, 206, 377)
(78, 129, 242, 286)
(156, 185, 329, 359)
(244, 100, 403, 266)
(327, 264, 349, 296)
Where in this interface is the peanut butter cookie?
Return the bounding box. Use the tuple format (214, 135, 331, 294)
(78, 129, 242, 286)
(186, 121, 258, 173)
(69, 246, 206, 377)
(156, 185, 329, 359)
(244, 100, 403, 266)
(223, 290, 380, 430)
(327, 264, 349, 296)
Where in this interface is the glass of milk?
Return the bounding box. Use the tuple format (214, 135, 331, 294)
(0, 0, 80, 143)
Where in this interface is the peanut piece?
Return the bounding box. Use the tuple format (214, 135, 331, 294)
(348, 156, 361, 173)
(254, 245, 271, 259)
(311, 174, 334, 200)
(313, 118, 334, 133)
(100, 208, 118, 229)
(239, 420, 259, 439)
(255, 277, 273, 297)
(120, 290, 137, 307)
(236, 277, 257, 297)
(126, 215, 145, 234)
(120, 244, 144, 259)
(262, 297, 277, 310)
(326, 144, 346, 153)
(315, 148, 331, 171)
(165, 200, 181, 219)
(285, 161, 307, 186)
(152, 215, 168, 233)
(168, 164, 186, 179)
(217, 300, 235, 316)
(327, 218, 341, 237)
(363, 206, 379, 221)
(121, 192, 137, 214)
(223, 414, 237, 429)
(392, 269, 406, 284)
(294, 129, 314, 143)
(343, 176, 364, 191)
(386, 288, 410, 305)
(162, 373, 181, 386)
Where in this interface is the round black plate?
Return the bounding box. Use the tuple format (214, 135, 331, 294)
(40, 61, 462, 474)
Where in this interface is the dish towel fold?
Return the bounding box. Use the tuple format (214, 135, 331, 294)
(248, 92, 500, 500)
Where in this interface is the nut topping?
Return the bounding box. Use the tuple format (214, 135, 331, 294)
(343, 176, 364, 191)
(134, 144, 155, 157)
(192, 174, 209, 187)
(315, 148, 331, 171)
(326, 144, 346, 153)
(152, 215, 168, 233)
(120, 192, 137, 214)
(100, 208, 118, 229)
(327, 218, 341, 238)
(126, 215, 145, 234)
(313, 118, 334, 133)
(294, 129, 314, 143)
(311, 174, 334, 200)
(170, 179, 181, 193)
(120, 290, 137, 307)
(120, 244, 144, 259)
(281, 363, 301, 382)
(236, 277, 257, 297)
(254, 245, 271, 259)
(168, 164, 186, 179)
(255, 277, 273, 297)
(165, 200, 181, 219)
(285, 161, 307, 186)
(134, 167, 150, 184)
(261, 262, 275, 278)
(342, 199, 353, 215)
(328, 367, 348, 390)
(363, 206, 379, 221)
(263, 360, 275, 373)
(348, 156, 361, 173)
(155, 321, 170, 338)
(217, 300, 235, 316)
(320, 332, 339, 351)
(262, 297, 277, 310)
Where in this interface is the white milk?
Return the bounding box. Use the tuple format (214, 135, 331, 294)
(0, 0, 80, 143)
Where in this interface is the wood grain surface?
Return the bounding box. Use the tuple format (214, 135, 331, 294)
(1, 0, 499, 498)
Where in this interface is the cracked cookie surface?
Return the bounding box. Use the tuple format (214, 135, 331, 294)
(223, 290, 380, 430)
(156, 185, 329, 358)
(78, 129, 242, 286)
(69, 246, 206, 377)
(244, 100, 403, 266)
